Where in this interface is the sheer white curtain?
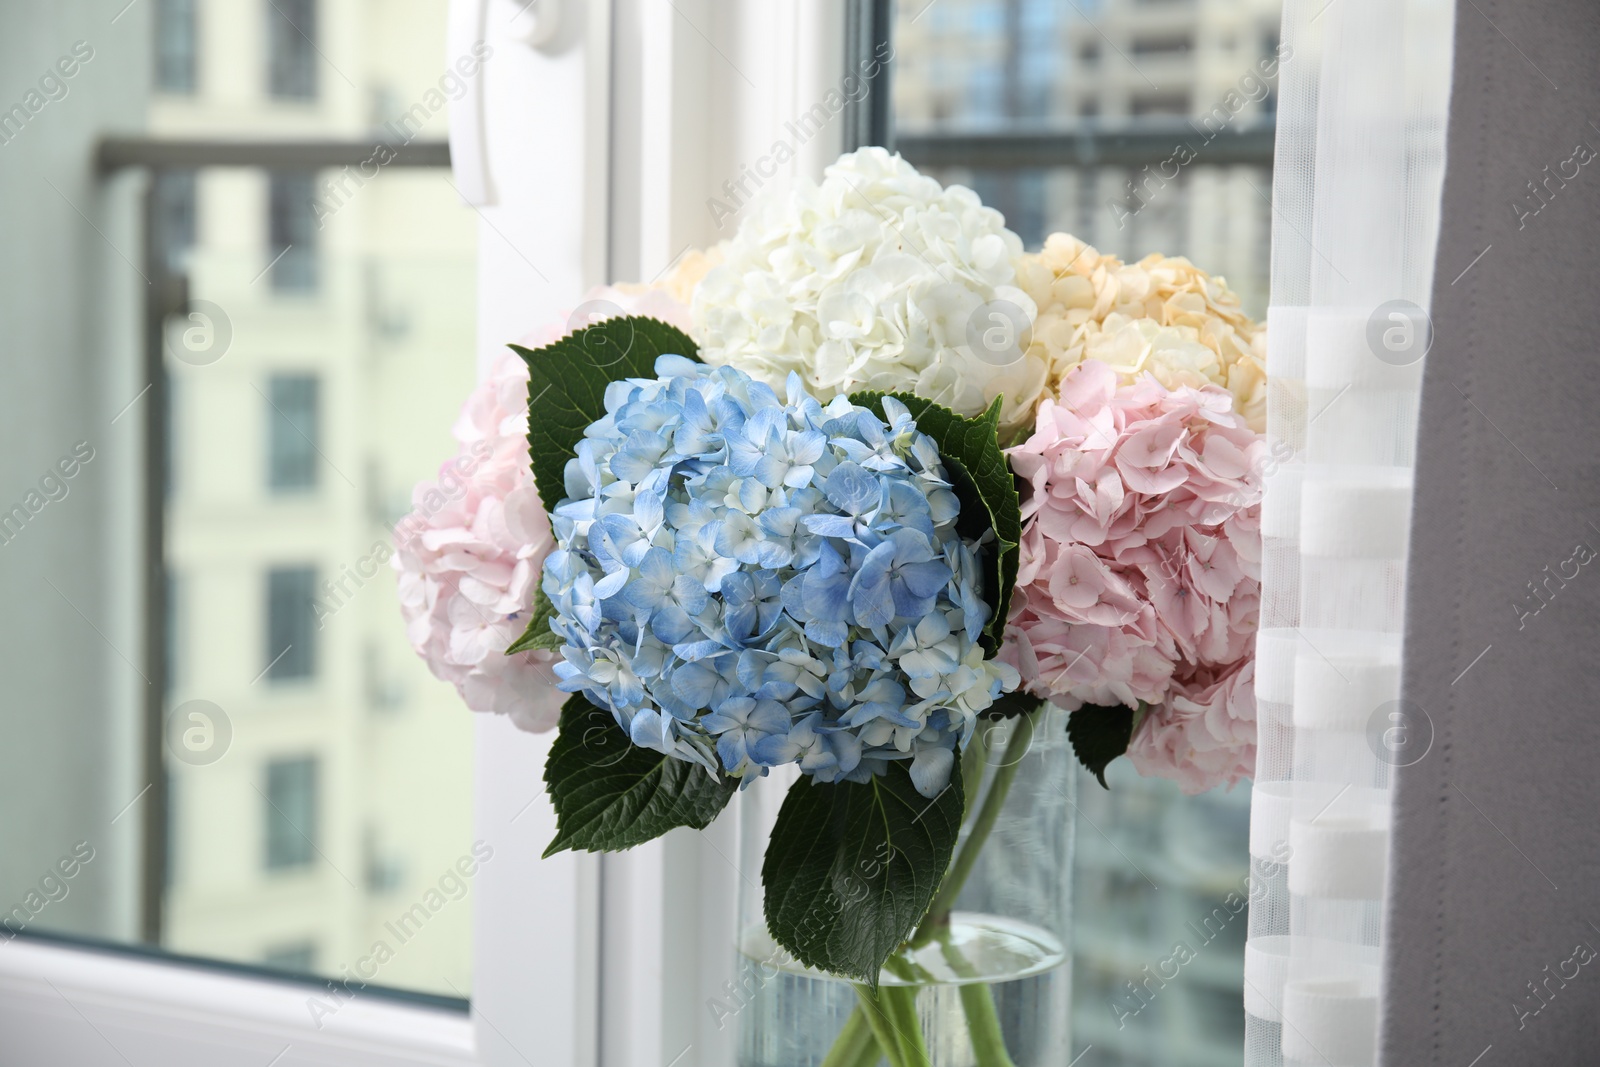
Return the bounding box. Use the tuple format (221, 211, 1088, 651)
(1244, 2, 1455, 1065)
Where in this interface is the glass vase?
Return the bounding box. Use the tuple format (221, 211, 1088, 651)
(733, 709, 1076, 1067)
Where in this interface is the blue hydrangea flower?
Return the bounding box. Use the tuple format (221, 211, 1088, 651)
(543, 356, 1019, 797)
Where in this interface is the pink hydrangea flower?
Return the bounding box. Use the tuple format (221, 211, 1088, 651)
(393, 288, 695, 732)
(1128, 660, 1256, 794)
(1000, 359, 1263, 790)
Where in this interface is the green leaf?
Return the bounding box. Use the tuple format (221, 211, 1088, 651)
(762, 760, 964, 986)
(543, 695, 735, 857)
(512, 316, 701, 514)
(505, 586, 563, 656)
(847, 391, 1021, 652)
(980, 689, 1045, 721)
(1066, 702, 1149, 789)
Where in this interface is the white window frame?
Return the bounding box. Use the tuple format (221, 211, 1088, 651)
(0, 1, 847, 1064)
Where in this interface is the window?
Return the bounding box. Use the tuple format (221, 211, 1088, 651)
(267, 0, 318, 101)
(364, 826, 407, 893)
(262, 941, 318, 972)
(2, 0, 480, 1023)
(1130, 34, 1195, 58)
(264, 757, 319, 870)
(0, 1, 1197, 1062)
(1131, 92, 1192, 116)
(266, 373, 319, 491)
(265, 566, 317, 681)
(967, 66, 1005, 120)
(154, 0, 198, 93)
(153, 169, 196, 271)
(267, 171, 318, 292)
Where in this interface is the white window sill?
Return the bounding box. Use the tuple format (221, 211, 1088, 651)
(0, 937, 476, 1067)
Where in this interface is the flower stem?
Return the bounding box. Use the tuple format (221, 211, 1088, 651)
(938, 932, 1018, 1067)
(883, 984, 931, 1067)
(819, 1002, 879, 1067)
(959, 720, 989, 814)
(911, 707, 1037, 948)
(854, 985, 908, 1067)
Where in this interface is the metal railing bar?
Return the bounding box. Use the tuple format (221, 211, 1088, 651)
(894, 123, 1276, 169)
(97, 138, 451, 173)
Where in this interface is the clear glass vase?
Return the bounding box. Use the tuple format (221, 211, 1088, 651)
(733, 709, 1076, 1067)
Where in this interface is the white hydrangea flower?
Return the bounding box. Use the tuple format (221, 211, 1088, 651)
(694, 147, 1046, 439)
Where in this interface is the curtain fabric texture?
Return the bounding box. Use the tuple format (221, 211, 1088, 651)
(1382, 2, 1600, 1063)
(1243, 1, 1455, 1064)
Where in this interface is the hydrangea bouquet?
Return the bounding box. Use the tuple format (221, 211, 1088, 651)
(397, 148, 1267, 1066)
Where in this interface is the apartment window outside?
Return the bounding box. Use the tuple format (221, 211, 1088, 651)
(265, 566, 317, 682)
(264, 757, 319, 870)
(1131, 93, 1193, 116)
(1130, 34, 1196, 58)
(267, 0, 318, 101)
(891, 0, 1276, 302)
(154, 0, 198, 93)
(267, 373, 319, 491)
(262, 941, 318, 972)
(267, 171, 318, 292)
(153, 168, 196, 272)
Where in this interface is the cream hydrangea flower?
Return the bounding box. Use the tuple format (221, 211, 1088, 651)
(694, 147, 1046, 438)
(1018, 233, 1268, 432)
(617, 244, 723, 308)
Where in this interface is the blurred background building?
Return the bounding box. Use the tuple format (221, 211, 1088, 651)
(893, 0, 1280, 316)
(148, 0, 477, 997)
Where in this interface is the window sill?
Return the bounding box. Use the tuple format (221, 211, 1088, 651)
(0, 937, 476, 1066)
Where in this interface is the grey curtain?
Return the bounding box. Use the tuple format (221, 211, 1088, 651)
(1382, 1, 1600, 1062)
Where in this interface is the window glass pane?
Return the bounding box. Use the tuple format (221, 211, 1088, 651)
(155, 0, 198, 94)
(266, 566, 318, 680)
(268, 172, 319, 292)
(154, 169, 196, 271)
(888, 2, 1277, 1063)
(263, 940, 319, 973)
(0, 0, 477, 1005)
(265, 757, 319, 869)
(267, 374, 320, 491)
(268, 0, 319, 101)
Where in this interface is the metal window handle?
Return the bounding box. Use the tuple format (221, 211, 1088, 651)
(447, 0, 495, 206)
